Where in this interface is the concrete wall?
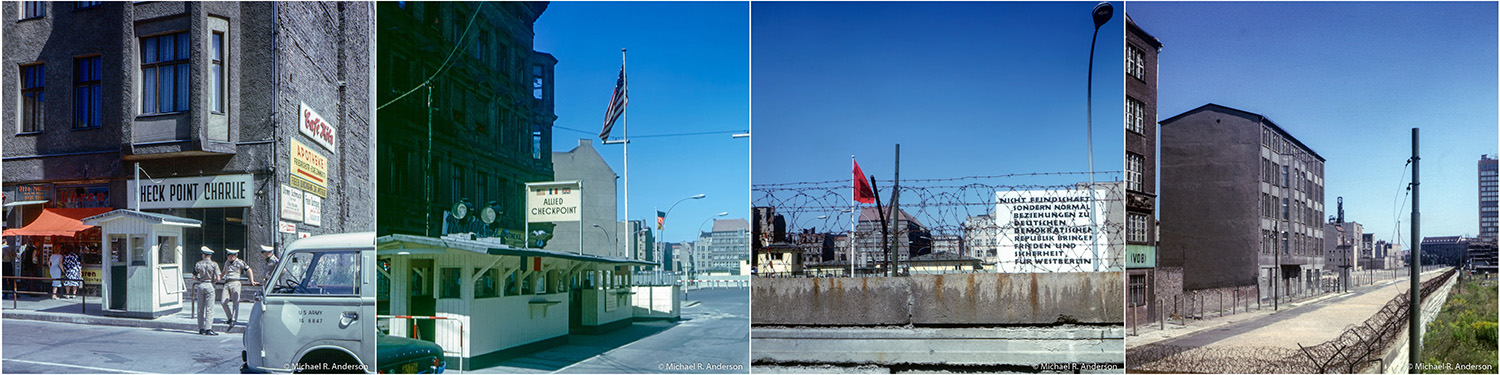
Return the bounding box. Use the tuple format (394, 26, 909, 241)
(581, 287, 633, 326)
(631, 285, 680, 319)
(752, 273, 1123, 326)
(549, 139, 616, 258)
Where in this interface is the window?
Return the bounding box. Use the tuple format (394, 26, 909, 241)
(1281, 198, 1289, 220)
(20, 64, 45, 133)
(74, 56, 101, 129)
(439, 267, 460, 299)
(212, 32, 225, 113)
(157, 236, 177, 265)
(21, 1, 45, 19)
(1126, 44, 1145, 80)
(141, 32, 190, 115)
(1126, 153, 1143, 192)
(1281, 165, 1290, 187)
(75, 2, 101, 9)
(532, 124, 544, 160)
(1281, 232, 1289, 254)
(475, 268, 498, 298)
(1126, 98, 1144, 134)
(1128, 274, 1147, 306)
(270, 251, 362, 295)
(532, 65, 545, 100)
(1128, 213, 1149, 243)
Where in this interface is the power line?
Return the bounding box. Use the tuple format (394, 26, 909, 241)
(376, 3, 485, 111)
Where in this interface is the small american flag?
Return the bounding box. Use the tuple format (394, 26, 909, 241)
(600, 67, 628, 140)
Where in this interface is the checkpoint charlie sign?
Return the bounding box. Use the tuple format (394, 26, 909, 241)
(128, 174, 254, 209)
(993, 188, 1110, 273)
(525, 181, 581, 223)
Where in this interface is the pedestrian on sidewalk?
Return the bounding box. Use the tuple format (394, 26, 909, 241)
(221, 249, 256, 328)
(48, 246, 62, 299)
(194, 246, 222, 336)
(62, 249, 81, 298)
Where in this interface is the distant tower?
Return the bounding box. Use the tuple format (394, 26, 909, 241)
(1480, 155, 1498, 243)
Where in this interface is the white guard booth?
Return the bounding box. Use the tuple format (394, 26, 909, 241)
(83, 210, 202, 318)
(376, 233, 651, 371)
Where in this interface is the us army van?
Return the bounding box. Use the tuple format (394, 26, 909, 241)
(240, 232, 378, 373)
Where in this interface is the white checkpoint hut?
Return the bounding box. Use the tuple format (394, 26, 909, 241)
(83, 210, 202, 318)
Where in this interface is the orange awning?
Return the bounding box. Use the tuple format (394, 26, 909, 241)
(2, 207, 114, 237)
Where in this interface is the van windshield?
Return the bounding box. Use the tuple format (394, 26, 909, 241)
(270, 251, 361, 295)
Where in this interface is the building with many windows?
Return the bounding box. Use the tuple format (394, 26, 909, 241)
(1124, 15, 1163, 326)
(1480, 154, 1497, 243)
(3, 2, 374, 283)
(695, 218, 749, 274)
(1160, 103, 1326, 302)
(852, 207, 931, 269)
(376, 2, 556, 244)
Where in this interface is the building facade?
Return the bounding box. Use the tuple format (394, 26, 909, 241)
(1481, 154, 1497, 243)
(1160, 104, 1327, 301)
(1124, 15, 1163, 325)
(550, 138, 617, 258)
(3, 2, 374, 278)
(695, 218, 749, 274)
(962, 214, 998, 265)
(376, 2, 556, 246)
(852, 207, 930, 268)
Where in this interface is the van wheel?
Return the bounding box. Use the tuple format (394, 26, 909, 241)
(296, 349, 365, 374)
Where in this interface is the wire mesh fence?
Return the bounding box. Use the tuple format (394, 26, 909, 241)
(1127, 267, 1457, 374)
(753, 172, 1124, 275)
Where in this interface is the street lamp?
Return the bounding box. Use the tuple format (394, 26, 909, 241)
(658, 194, 706, 270)
(691, 212, 729, 275)
(1085, 1, 1113, 272)
(593, 223, 616, 257)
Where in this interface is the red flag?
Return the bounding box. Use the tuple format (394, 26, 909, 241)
(853, 160, 875, 204)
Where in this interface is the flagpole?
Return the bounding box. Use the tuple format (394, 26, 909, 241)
(621, 48, 630, 263)
(851, 155, 857, 277)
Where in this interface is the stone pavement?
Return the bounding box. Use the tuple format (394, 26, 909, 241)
(1127, 268, 1448, 350)
(1, 291, 255, 334)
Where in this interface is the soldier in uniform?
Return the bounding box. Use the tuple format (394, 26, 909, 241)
(221, 249, 257, 328)
(194, 246, 221, 335)
(260, 245, 279, 284)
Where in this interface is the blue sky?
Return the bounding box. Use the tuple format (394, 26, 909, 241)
(751, 2, 1126, 227)
(535, 2, 750, 242)
(1129, 2, 1498, 246)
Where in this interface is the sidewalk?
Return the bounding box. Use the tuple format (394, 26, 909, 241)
(1, 292, 255, 334)
(1127, 268, 1447, 349)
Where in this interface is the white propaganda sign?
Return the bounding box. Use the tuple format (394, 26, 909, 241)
(525, 181, 581, 223)
(128, 174, 254, 209)
(993, 188, 1111, 273)
(280, 185, 303, 222)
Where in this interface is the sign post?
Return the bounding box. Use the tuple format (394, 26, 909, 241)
(525, 181, 583, 251)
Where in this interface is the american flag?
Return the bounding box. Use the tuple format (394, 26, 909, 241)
(600, 67, 628, 140)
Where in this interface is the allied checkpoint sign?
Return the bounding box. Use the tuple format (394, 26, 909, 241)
(994, 187, 1111, 273)
(526, 181, 581, 223)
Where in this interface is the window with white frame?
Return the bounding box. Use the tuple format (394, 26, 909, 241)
(1128, 213, 1148, 243)
(1126, 97, 1144, 134)
(1126, 44, 1145, 80)
(21, 1, 45, 19)
(211, 32, 226, 113)
(1126, 152, 1143, 192)
(141, 32, 189, 115)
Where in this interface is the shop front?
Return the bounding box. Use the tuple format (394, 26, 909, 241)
(127, 174, 255, 269)
(2, 207, 113, 295)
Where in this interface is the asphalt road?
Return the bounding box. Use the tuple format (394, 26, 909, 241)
(2, 319, 244, 374)
(479, 287, 750, 374)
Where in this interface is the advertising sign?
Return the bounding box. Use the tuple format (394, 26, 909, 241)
(18, 184, 49, 202)
(1126, 245, 1156, 269)
(55, 185, 110, 208)
(278, 221, 296, 234)
(993, 188, 1110, 273)
(290, 138, 329, 197)
(525, 181, 581, 223)
(128, 174, 254, 209)
(303, 192, 322, 227)
(280, 185, 303, 221)
(298, 102, 337, 153)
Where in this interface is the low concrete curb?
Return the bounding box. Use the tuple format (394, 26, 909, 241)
(3, 310, 244, 333)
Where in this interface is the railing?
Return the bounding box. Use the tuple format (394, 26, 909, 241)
(3, 276, 92, 314)
(379, 315, 465, 373)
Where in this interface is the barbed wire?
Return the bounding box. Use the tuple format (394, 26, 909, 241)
(754, 172, 1125, 273)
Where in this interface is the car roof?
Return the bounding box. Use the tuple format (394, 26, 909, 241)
(286, 232, 375, 252)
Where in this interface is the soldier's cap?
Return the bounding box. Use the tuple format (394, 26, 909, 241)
(260, 245, 274, 252)
(227, 249, 240, 255)
(200, 246, 214, 254)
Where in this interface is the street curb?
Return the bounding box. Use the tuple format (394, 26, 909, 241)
(3, 311, 241, 334)
(684, 301, 702, 308)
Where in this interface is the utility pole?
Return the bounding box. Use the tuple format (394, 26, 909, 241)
(1409, 128, 1421, 373)
(890, 144, 900, 277)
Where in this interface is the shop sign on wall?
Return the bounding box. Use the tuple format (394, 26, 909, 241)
(303, 192, 322, 227)
(280, 185, 303, 222)
(298, 102, 337, 153)
(290, 138, 329, 197)
(55, 185, 110, 208)
(128, 175, 253, 209)
(278, 221, 296, 234)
